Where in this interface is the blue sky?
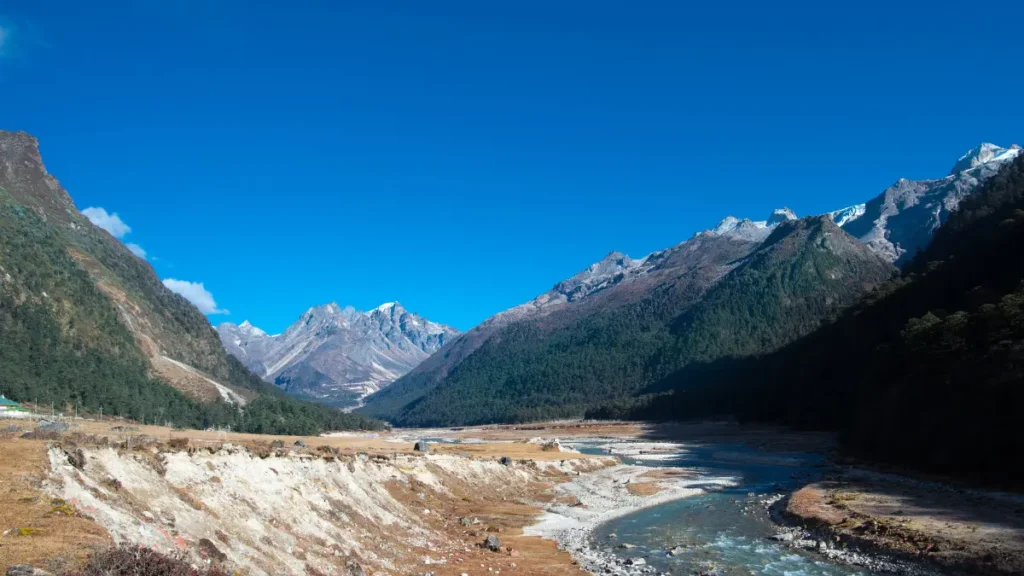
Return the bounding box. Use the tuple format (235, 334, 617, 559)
(1, 2, 1022, 332)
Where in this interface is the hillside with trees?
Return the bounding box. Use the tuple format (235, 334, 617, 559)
(617, 152, 1024, 486)
(0, 131, 382, 434)
(378, 217, 894, 427)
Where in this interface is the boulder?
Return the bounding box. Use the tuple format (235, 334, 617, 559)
(625, 557, 646, 566)
(6, 566, 33, 576)
(483, 535, 502, 552)
(38, 420, 69, 433)
(344, 560, 366, 576)
(293, 440, 306, 447)
(499, 456, 513, 466)
(414, 440, 430, 453)
(668, 546, 687, 556)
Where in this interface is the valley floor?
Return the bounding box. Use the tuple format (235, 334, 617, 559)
(1, 419, 1022, 576)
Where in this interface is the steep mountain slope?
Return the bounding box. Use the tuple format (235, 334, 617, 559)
(640, 152, 1024, 486)
(359, 217, 784, 420)
(839, 142, 1021, 263)
(365, 211, 894, 426)
(364, 143, 1013, 426)
(217, 302, 458, 406)
(0, 130, 381, 433)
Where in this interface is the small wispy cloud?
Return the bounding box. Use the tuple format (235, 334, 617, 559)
(81, 206, 151, 260)
(82, 207, 131, 238)
(162, 279, 229, 315)
(126, 243, 147, 259)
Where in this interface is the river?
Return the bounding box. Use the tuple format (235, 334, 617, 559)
(574, 440, 879, 576)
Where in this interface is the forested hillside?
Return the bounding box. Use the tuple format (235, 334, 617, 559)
(0, 132, 382, 434)
(622, 153, 1024, 486)
(379, 219, 893, 426)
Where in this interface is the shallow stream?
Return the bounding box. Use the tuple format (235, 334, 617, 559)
(577, 442, 879, 576)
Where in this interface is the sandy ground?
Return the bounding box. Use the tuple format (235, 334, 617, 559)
(784, 469, 1024, 575)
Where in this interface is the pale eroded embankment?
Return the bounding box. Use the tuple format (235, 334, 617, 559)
(42, 442, 613, 575)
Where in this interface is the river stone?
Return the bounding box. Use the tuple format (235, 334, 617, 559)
(484, 535, 501, 551)
(668, 546, 686, 556)
(414, 440, 430, 453)
(625, 557, 645, 566)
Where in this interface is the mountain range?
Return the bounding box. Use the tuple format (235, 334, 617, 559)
(216, 302, 458, 407)
(360, 142, 1021, 425)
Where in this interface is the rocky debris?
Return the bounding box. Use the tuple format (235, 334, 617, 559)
(344, 560, 366, 576)
(624, 557, 646, 566)
(38, 420, 69, 433)
(293, 440, 306, 447)
(483, 535, 501, 552)
(198, 538, 227, 562)
(414, 440, 430, 453)
(6, 566, 34, 576)
(499, 456, 513, 466)
(458, 516, 474, 527)
(270, 440, 284, 448)
(668, 545, 686, 556)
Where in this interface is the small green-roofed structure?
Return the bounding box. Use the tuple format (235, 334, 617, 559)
(0, 395, 26, 413)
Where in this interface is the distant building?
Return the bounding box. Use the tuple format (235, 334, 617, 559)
(0, 395, 24, 414)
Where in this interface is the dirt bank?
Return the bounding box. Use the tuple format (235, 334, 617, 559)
(1, 422, 616, 575)
(782, 469, 1024, 575)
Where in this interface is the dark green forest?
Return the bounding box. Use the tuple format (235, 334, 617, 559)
(374, 217, 893, 426)
(607, 153, 1024, 486)
(0, 191, 382, 434)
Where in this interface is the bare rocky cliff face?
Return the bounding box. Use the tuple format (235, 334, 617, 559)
(217, 302, 458, 407)
(840, 143, 1021, 264)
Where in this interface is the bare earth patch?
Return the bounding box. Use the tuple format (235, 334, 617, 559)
(785, 473, 1024, 575)
(0, 439, 111, 571)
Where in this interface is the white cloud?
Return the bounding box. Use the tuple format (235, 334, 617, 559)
(162, 278, 229, 315)
(81, 207, 131, 238)
(126, 243, 147, 259)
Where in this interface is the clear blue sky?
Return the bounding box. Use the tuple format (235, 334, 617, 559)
(1, 1, 1022, 332)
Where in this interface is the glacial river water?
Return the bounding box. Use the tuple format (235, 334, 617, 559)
(578, 442, 880, 576)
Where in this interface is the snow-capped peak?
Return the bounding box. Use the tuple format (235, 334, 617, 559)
(708, 208, 798, 242)
(828, 204, 867, 227)
(767, 207, 797, 225)
(237, 320, 267, 337)
(374, 301, 398, 313)
(949, 143, 1021, 175)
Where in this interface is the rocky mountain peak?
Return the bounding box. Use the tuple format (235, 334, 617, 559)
(949, 143, 1022, 175)
(0, 130, 77, 225)
(708, 208, 800, 242)
(217, 301, 459, 406)
(767, 207, 797, 225)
